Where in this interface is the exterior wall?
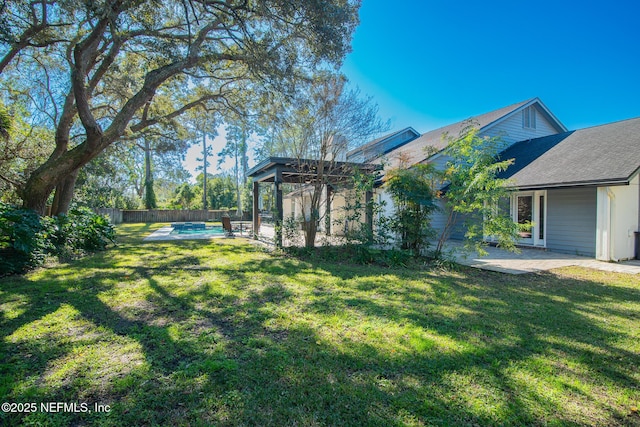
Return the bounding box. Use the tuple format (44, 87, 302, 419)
(429, 199, 448, 235)
(449, 212, 480, 240)
(284, 186, 335, 233)
(546, 187, 597, 256)
(376, 188, 394, 222)
(483, 105, 560, 150)
(283, 198, 294, 218)
(330, 191, 347, 236)
(598, 174, 640, 261)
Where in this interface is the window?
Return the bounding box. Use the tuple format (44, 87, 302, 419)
(522, 106, 537, 129)
(516, 195, 533, 238)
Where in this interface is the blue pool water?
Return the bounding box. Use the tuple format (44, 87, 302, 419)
(170, 225, 225, 236)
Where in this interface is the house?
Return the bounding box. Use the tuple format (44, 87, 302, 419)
(497, 117, 640, 261)
(347, 98, 640, 261)
(250, 98, 640, 260)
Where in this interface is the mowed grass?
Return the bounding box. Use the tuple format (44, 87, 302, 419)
(1, 223, 639, 426)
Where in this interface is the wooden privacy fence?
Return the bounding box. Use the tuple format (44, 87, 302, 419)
(93, 209, 251, 224)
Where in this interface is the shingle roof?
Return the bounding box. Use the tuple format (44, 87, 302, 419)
(498, 117, 640, 189)
(376, 99, 536, 169)
(346, 127, 419, 163)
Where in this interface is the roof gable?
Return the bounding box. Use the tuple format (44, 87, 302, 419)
(499, 117, 640, 189)
(372, 98, 566, 170)
(483, 97, 567, 136)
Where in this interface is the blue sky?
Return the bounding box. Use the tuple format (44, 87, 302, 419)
(186, 0, 640, 178)
(341, 0, 640, 132)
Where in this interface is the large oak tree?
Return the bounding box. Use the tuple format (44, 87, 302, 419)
(0, 0, 360, 214)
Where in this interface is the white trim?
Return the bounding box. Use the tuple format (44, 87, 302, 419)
(511, 190, 547, 247)
(596, 177, 640, 261)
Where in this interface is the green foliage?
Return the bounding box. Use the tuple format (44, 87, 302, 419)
(385, 163, 438, 255)
(283, 214, 304, 247)
(44, 207, 116, 258)
(200, 174, 237, 210)
(338, 168, 390, 246)
(285, 244, 412, 268)
(3, 0, 361, 212)
(171, 183, 196, 210)
(144, 178, 157, 209)
(0, 203, 115, 275)
(435, 122, 522, 255)
(0, 102, 11, 141)
(166, 175, 239, 211)
(0, 102, 54, 203)
(74, 145, 142, 209)
(0, 202, 48, 274)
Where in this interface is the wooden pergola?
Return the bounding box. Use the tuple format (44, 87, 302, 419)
(248, 157, 382, 247)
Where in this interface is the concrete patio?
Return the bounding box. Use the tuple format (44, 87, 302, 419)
(444, 241, 640, 275)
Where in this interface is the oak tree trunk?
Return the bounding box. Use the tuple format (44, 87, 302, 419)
(22, 135, 103, 215)
(143, 138, 156, 209)
(51, 170, 79, 216)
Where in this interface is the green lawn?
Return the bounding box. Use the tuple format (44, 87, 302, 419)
(1, 223, 639, 426)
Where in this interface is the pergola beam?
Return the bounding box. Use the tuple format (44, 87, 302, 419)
(248, 157, 382, 246)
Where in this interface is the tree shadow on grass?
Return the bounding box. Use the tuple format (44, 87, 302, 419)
(1, 241, 639, 426)
(300, 263, 640, 424)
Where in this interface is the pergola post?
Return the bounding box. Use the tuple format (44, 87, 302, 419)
(325, 185, 332, 236)
(252, 181, 259, 239)
(274, 168, 283, 248)
(365, 189, 373, 238)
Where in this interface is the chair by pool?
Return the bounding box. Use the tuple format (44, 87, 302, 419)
(221, 217, 234, 237)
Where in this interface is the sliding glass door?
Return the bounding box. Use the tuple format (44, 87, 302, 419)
(513, 191, 546, 247)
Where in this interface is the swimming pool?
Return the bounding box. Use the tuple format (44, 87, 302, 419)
(143, 223, 229, 241)
(170, 225, 225, 236)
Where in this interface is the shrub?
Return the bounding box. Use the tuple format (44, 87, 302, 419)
(285, 244, 413, 268)
(0, 204, 115, 275)
(385, 164, 438, 255)
(44, 207, 115, 258)
(0, 202, 48, 275)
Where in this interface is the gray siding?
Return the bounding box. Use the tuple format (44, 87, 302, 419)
(427, 199, 476, 241)
(546, 187, 597, 256)
(449, 212, 481, 240)
(483, 105, 560, 150)
(430, 199, 448, 235)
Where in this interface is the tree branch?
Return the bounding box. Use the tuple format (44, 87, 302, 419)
(130, 92, 231, 133)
